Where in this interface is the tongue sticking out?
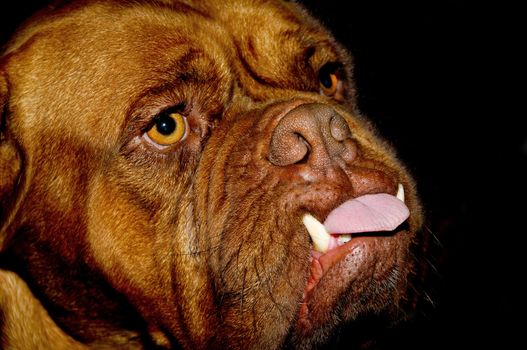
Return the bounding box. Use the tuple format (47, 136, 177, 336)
(324, 193, 409, 235)
(302, 189, 410, 254)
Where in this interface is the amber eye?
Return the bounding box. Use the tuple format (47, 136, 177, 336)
(318, 63, 340, 96)
(146, 112, 187, 146)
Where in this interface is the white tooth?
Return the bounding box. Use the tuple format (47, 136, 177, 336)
(338, 234, 352, 246)
(396, 183, 405, 202)
(302, 214, 330, 253)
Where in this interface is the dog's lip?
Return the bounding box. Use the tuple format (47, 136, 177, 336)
(295, 231, 406, 333)
(303, 234, 391, 298)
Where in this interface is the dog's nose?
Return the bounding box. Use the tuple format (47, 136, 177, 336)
(268, 103, 355, 167)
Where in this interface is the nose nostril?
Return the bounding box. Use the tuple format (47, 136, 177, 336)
(294, 132, 311, 164)
(268, 129, 311, 166)
(329, 114, 352, 141)
(268, 103, 353, 167)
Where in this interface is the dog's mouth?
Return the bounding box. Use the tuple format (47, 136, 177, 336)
(297, 184, 409, 330)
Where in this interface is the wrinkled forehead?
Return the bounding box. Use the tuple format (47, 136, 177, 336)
(7, 0, 324, 56)
(7, 2, 235, 73)
(3, 2, 231, 144)
(3, 0, 342, 147)
(7, 0, 340, 79)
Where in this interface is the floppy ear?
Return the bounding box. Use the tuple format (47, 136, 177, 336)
(0, 71, 23, 251)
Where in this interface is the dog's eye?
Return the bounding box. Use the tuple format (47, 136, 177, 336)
(146, 112, 187, 146)
(318, 63, 341, 97)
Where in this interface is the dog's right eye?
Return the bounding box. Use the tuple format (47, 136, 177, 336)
(318, 62, 345, 101)
(319, 66, 338, 95)
(145, 112, 188, 146)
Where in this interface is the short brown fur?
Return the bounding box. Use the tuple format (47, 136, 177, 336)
(0, 1, 423, 349)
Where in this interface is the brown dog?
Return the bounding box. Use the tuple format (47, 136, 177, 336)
(0, 0, 423, 349)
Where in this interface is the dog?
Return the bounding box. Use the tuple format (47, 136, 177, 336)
(0, 0, 423, 348)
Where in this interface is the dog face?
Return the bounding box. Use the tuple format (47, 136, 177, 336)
(0, 0, 423, 348)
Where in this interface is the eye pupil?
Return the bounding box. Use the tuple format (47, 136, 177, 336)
(155, 114, 177, 135)
(318, 64, 334, 88)
(319, 71, 333, 89)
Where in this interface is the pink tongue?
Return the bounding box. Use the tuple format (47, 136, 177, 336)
(323, 193, 409, 234)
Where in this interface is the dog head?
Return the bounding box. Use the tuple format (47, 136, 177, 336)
(0, 0, 423, 348)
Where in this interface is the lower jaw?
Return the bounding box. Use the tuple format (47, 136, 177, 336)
(295, 234, 405, 334)
(296, 243, 358, 332)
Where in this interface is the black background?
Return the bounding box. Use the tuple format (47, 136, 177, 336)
(1, 1, 525, 349)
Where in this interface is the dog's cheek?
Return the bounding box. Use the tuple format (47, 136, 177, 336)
(0, 73, 25, 250)
(86, 163, 221, 346)
(85, 173, 178, 324)
(0, 139, 22, 248)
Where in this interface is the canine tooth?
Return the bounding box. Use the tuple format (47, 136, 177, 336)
(302, 214, 330, 253)
(396, 183, 405, 202)
(338, 234, 352, 246)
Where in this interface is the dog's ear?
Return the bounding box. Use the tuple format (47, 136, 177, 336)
(0, 71, 24, 251)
